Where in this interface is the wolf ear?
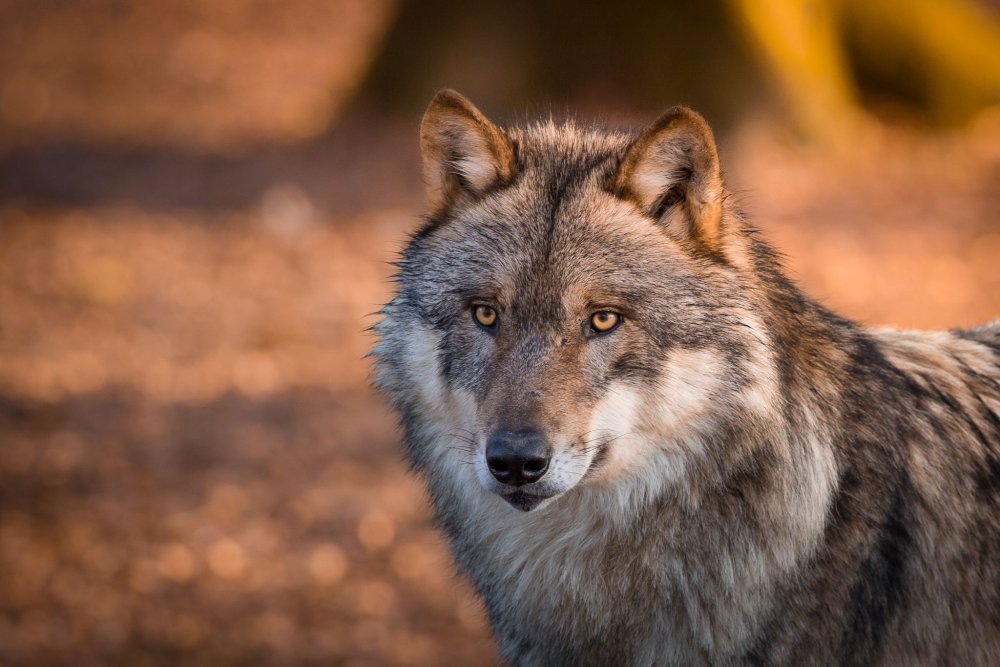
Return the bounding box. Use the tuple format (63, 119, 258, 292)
(614, 107, 724, 251)
(420, 90, 517, 212)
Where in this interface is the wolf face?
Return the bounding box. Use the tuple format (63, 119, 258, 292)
(377, 91, 779, 514)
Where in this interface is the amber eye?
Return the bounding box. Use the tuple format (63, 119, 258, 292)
(473, 305, 498, 328)
(590, 311, 621, 333)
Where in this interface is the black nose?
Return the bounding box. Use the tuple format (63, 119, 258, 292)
(486, 431, 551, 486)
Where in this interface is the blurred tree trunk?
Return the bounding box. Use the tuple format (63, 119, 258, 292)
(730, 0, 1000, 146)
(355, 0, 763, 131)
(728, 0, 864, 147)
(843, 0, 1000, 125)
(356, 0, 1000, 149)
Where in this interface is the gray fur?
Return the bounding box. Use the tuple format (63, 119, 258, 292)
(372, 91, 1000, 666)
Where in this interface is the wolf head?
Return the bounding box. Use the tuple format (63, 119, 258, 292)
(375, 91, 780, 515)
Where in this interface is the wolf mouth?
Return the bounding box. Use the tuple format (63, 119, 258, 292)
(501, 491, 550, 512)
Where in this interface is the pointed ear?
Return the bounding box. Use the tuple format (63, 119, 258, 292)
(614, 106, 724, 251)
(420, 90, 516, 212)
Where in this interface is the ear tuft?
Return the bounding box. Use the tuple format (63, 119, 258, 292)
(420, 90, 516, 212)
(614, 106, 724, 251)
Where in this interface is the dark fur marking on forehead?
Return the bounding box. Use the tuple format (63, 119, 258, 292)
(488, 139, 630, 330)
(540, 150, 623, 265)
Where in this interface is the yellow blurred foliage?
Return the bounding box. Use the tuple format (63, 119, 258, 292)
(731, 0, 1000, 146)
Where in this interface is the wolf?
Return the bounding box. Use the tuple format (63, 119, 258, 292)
(372, 90, 1000, 666)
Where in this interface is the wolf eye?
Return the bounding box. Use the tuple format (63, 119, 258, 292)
(589, 311, 621, 334)
(473, 305, 498, 329)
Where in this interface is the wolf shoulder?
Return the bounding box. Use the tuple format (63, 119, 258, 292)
(869, 319, 1000, 398)
(865, 319, 1000, 496)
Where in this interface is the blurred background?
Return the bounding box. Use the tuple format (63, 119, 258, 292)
(0, 1, 998, 664)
